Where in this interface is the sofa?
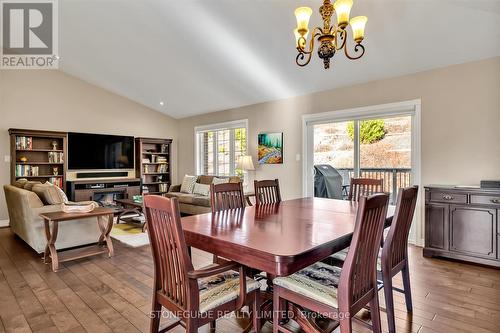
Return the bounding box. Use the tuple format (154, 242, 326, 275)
(4, 183, 102, 254)
(165, 175, 241, 215)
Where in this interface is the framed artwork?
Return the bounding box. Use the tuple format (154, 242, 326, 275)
(258, 132, 283, 164)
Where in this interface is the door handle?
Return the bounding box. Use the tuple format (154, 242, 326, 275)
(442, 195, 454, 201)
(490, 198, 500, 204)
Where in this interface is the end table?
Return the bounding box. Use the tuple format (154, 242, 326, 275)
(39, 207, 115, 272)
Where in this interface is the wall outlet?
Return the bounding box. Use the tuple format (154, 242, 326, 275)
(295, 154, 301, 161)
(4, 155, 11, 163)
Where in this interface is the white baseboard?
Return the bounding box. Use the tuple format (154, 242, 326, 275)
(0, 220, 9, 228)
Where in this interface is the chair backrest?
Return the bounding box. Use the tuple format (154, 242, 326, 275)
(381, 186, 419, 271)
(210, 182, 245, 213)
(338, 193, 389, 312)
(144, 195, 193, 311)
(348, 177, 384, 202)
(254, 179, 281, 205)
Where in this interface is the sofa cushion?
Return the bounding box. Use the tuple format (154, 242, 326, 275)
(193, 183, 210, 196)
(32, 183, 64, 205)
(212, 177, 229, 185)
(180, 175, 197, 193)
(165, 192, 210, 207)
(23, 181, 42, 191)
(192, 196, 211, 207)
(229, 176, 241, 183)
(165, 192, 196, 204)
(198, 175, 214, 185)
(177, 194, 197, 204)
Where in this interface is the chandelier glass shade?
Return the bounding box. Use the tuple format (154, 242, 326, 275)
(294, 0, 367, 69)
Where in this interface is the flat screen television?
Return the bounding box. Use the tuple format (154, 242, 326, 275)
(68, 132, 134, 170)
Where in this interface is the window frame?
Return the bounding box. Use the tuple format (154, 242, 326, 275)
(194, 119, 248, 176)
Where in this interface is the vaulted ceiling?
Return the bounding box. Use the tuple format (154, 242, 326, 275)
(59, 0, 500, 118)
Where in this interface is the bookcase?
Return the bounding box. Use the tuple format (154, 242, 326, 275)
(135, 137, 172, 195)
(9, 129, 67, 190)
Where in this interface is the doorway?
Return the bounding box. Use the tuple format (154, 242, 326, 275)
(302, 100, 422, 244)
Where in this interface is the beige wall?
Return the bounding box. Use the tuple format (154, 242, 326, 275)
(177, 56, 500, 241)
(0, 70, 178, 221)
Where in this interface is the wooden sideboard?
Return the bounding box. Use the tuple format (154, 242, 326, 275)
(424, 185, 500, 267)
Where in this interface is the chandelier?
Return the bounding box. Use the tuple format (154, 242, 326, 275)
(293, 0, 367, 69)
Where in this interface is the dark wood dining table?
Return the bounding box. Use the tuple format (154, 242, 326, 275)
(181, 197, 394, 277)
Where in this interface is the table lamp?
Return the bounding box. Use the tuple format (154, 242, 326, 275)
(237, 155, 255, 191)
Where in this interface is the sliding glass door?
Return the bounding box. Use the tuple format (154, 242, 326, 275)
(358, 116, 412, 203)
(310, 115, 414, 203)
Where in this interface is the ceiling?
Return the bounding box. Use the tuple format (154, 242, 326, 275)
(59, 0, 500, 119)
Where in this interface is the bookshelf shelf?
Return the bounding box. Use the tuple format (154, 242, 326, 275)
(16, 175, 64, 178)
(16, 149, 64, 152)
(9, 129, 67, 190)
(136, 137, 172, 196)
(16, 162, 64, 165)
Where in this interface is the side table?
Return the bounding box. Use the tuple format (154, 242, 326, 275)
(39, 207, 115, 272)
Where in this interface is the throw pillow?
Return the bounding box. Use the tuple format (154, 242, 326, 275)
(212, 177, 229, 185)
(32, 183, 64, 205)
(193, 183, 210, 196)
(50, 182, 69, 203)
(23, 181, 41, 191)
(13, 178, 28, 188)
(180, 175, 197, 193)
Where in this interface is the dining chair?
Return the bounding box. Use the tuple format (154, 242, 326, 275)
(209, 182, 246, 264)
(379, 185, 418, 333)
(144, 195, 261, 333)
(328, 186, 419, 333)
(348, 178, 384, 202)
(210, 182, 245, 213)
(254, 179, 281, 205)
(272, 193, 390, 333)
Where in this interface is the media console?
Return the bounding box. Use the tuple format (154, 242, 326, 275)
(67, 178, 141, 205)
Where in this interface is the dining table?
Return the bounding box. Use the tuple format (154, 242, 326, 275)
(181, 197, 395, 278)
(181, 197, 394, 331)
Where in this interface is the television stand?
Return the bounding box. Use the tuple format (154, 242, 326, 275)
(67, 178, 141, 207)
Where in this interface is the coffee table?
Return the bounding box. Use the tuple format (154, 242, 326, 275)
(114, 198, 146, 231)
(39, 207, 115, 272)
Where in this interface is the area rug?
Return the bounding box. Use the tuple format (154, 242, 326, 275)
(110, 223, 149, 248)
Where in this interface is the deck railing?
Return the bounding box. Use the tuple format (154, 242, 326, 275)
(337, 168, 412, 203)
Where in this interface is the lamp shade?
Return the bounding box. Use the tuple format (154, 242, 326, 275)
(350, 16, 367, 43)
(294, 7, 313, 34)
(333, 0, 353, 28)
(237, 155, 255, 171)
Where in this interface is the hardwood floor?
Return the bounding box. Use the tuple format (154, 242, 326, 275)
(0, 227, 499, 333)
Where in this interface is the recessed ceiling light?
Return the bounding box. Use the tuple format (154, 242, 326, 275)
(159, 101, 165, 106)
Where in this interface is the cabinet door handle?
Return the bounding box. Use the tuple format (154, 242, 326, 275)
(442, 195, 454, 200)
(491, 198, 500, 204)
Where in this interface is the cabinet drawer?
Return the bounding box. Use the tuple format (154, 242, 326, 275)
(430, 192, 467, 204)
(470, 194, 500, 206)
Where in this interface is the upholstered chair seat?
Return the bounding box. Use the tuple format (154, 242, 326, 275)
(273, 262, 342, 308)
(330, 248, 382, 271)
(198, 271, 261, 313)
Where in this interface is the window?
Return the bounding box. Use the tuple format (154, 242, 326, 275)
(195, 120, 248, 177)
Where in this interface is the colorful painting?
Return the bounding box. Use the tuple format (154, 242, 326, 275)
(258, 133, 283, 164)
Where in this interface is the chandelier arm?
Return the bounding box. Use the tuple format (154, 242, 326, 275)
(296, 27, 323, 66)
(344, 41, 365, 60)
(296, 52, 313, 67)
(335, 28, 347, 50)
